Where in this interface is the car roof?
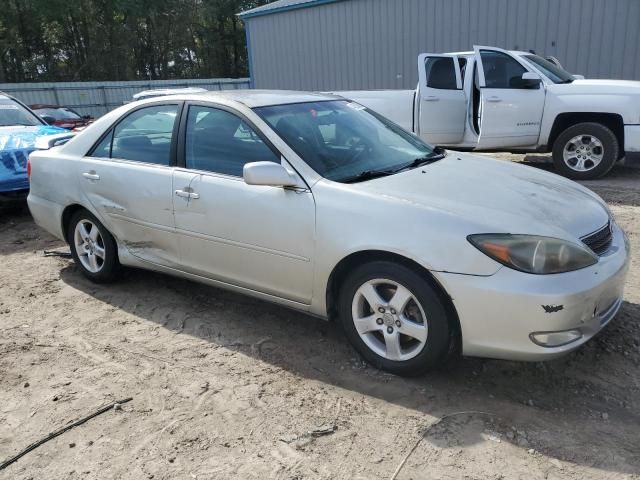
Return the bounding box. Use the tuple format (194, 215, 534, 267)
(132, 87, 209, 99)
(176, 90, 339, 108)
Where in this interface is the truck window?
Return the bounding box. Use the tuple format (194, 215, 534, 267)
(424, 57, 458, 90)
(479, 50, 527, 89)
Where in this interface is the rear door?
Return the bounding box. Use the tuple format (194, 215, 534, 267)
(474, 46, 546, 149)
(77, 102, 181, 267)
(416, 53, 467, 145)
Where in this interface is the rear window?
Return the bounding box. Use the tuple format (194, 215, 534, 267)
(33, 107, 81, 120)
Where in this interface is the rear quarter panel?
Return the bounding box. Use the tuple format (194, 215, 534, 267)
(27, 150, 96, 240)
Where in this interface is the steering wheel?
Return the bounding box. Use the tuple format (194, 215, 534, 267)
(348, 137, 374, 165)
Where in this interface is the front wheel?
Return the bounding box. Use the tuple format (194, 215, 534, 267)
(552, 122, 619, 180)
(68, 210, 120, 283)
(338, 261, 451, 376)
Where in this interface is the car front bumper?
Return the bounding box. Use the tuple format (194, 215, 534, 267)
(435, 222, 631, 361)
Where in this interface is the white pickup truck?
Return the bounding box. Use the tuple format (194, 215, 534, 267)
(338, 46, 640, 180)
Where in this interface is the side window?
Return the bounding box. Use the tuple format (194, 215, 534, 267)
(480, 50, 528, 88)
(185, 105, 279, 176)
(424, 57, 458, 89)
(109, 105, 178, 165)
(92, 130, 113, 158)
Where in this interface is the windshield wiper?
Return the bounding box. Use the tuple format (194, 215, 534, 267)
(339, 169, 397, 184)
(394, 146, 447, 172)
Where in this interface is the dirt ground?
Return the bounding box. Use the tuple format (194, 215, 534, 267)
(1, 155, 639, 480)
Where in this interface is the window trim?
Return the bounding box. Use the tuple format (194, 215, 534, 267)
(87, 101, 184, 167)
(176, 101, 284, 176)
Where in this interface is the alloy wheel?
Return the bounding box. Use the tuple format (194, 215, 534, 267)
(562, 134, 604, 172)
(74, 220, 106, 273)
(351, 278, 428, 361)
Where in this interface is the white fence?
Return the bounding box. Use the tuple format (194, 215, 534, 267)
(0, 78, 251, 118)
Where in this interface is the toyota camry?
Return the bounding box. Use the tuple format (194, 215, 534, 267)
(27, 91, 630, 375)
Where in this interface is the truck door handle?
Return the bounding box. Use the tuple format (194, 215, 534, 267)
(175, 189, 199, 199)
(424, 95, 439, 101)
(486, 96, 502, 102)
(82, 172, 100, 180)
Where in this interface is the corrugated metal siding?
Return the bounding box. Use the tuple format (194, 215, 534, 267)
(245, 0, 640, 90)
(0, 78, 251, 118)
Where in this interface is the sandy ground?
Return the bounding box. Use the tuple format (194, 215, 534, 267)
(0, 156, 639, 480)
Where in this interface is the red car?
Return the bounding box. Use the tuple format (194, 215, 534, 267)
(30, 104, 94, 130)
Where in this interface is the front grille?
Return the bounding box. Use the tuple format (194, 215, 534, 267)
(581, 221, 613, 256)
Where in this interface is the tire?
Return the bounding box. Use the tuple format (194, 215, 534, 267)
(68, 209, 120, 283)
(552, 122, 619, 180)
(338, 260, 451, 376)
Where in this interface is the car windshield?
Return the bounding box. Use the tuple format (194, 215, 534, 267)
(523, 54, 575, 84)
(33, 107, 81, 120)
(254, 100, 440, 182)
(0, 96, 43, 127)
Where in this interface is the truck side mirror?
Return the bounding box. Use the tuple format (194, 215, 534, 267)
(519, 72, 542, 89)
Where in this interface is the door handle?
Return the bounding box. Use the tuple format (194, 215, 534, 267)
(175, 189, 199, 199)
(424, 95, 440, 101)
(82, 172, 100, 180)
(486, 96, 502, 102)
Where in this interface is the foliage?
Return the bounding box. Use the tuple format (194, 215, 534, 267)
(0, 0, 270, 82)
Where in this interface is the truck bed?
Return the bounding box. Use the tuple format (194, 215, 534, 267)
(331, 90, 416, 132)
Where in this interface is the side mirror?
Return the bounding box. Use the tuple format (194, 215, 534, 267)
(41, 115, 56, 125)
(572, 74, 585, 80)
(520, 72, 542, 88)
(82, 115, 92, 120)
(243, 161, 298, 187)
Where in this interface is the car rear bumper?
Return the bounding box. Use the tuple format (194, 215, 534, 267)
(435, 222, 630, 361)
(27, 193, 66, 241)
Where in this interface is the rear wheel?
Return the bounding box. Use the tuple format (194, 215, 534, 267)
(338, 261, 451, 376)
(68, 210, 120, 283)
(552, 122, 618, 180)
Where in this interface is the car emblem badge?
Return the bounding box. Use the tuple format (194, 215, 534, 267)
(383, 313, 395, 326)
(541, 304, 564, 313)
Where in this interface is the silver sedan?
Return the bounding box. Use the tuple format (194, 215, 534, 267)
(27, 91, 630, 375)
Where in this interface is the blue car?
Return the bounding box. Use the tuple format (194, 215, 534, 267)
(0, 93, 74, 202)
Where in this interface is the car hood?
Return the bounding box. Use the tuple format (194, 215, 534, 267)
(0, 125, 68, 192)
(351, 152, 609, 240)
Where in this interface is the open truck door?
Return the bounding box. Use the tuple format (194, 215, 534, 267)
(473, 45, 546, 149)
(416, 53, 467, 145)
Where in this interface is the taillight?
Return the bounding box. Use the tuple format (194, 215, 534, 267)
(27, 156, 31, 181)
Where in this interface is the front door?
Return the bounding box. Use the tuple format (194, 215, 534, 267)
(416, 53, 467, 145)
(172, 103, 316, 304)
(474, 46, 546, 149)
(77, 103, 180, 267)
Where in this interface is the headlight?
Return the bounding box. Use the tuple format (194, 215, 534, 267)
(468, 234, 598, 274)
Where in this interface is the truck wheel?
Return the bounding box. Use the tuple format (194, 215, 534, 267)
(552, 122, 618, 180)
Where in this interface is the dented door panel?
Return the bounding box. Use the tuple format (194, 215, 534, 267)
(76, 157, 180, 267)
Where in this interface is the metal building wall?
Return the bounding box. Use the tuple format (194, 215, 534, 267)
(245, 0, 640, 90)
(0, 78, 250, 118)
